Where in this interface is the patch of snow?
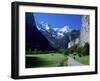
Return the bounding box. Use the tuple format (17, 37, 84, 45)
(58, 25, 71, 33)
(57, 32, 64, 37)
(40, 21, 50, 30)
(45, 24, 50, 30)
(53, 28, 59, 31)
(36, 25, 41, 30)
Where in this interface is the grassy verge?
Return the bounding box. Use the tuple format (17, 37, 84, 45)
(26, 53, 67, 68)
(75, 55, 89, 65)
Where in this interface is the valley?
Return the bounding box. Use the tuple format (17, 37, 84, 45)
(25, 13, 90, 68)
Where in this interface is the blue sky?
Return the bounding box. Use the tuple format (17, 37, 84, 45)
(33, 13, 82, 30)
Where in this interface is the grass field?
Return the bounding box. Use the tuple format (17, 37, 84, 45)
(26, 53, 67, 68)
(75, 55, 89, 65)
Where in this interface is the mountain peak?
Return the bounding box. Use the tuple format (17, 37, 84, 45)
(58, 25, 71, 33)
(36, 22, 72, 38)
(41, 22, 50, 30)
(53, 28, 59, 31)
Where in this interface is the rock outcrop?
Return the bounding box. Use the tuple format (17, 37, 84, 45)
(68, 38, 79, 48)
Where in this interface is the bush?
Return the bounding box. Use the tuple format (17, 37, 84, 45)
(81, 43, 89, 55)
(64, 44, 79, 55)
(64, 43, 89, 56)
(64, 48, 70, 55)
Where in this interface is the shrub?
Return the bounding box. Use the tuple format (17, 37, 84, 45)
(64, 48, 70, 55)
(64, 43, 89, 56)
(81, 43, 89, 55)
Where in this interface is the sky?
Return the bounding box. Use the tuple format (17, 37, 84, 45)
(33, 13, 82, 30)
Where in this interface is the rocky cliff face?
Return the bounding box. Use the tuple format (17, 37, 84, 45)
(68, 15, 89, 48)
(68, 38, 79, 48)
(79, 15, 90, 46)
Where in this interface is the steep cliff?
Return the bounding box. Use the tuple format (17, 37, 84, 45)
(68, 38, 79, 48)
(79, 15, 90, 46)
(25, 13, 55, 52)
(68, 15, 89, 48)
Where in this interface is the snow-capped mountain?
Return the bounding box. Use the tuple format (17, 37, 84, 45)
(36, 22, 79, 50)
(36, 22, 71, 38)
(53, 28, 59, 31)
(36, 22, 50, 31)
(41, 22, 50, 30)
(57, 25, 71, 33)
(56, 25, 71, 37)
(36, 22, 58, 38)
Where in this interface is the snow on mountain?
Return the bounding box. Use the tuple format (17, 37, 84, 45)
(57, 32, 64, 37)
(36, 22, 50, 32)
(45, 24, 50, 30)
(58, 25, 71, 33)
(57, 25, 71, 37)
(36, 22, 71, 38)
(41, 22, 50, 30)
(35, 22, 79, 49)
(53, 28, 59, 31)
(36, 25, 41, 30)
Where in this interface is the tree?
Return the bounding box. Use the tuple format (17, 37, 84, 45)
(82, 43, 89, 55)
(64, 48, 70, 55)
(31, 48, 38, 54)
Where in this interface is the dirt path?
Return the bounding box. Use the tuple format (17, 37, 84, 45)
(67, 56, 84, 66)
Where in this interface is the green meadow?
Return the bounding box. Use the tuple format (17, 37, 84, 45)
(26, 53, 68, 68)
(75, 55, 89, 65)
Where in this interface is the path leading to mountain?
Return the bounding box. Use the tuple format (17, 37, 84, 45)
(67, 56, 84, 66)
